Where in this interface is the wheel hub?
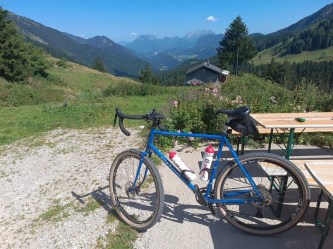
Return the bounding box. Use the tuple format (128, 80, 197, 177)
(125, 182, 140, 198)
(253, 184, 272, 207)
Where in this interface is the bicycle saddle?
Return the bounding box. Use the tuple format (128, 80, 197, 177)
(215, 106, 250, 119)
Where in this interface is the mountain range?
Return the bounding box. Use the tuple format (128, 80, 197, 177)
(6, 3, 333, 77)
(7, 13, 147, 77)
(126, 31, 224, 70)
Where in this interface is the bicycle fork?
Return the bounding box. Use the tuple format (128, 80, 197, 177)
(128, 151, 150, 194)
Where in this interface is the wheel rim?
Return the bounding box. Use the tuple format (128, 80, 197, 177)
(112, 155, 159, 225)
(216, 157, 306, 232)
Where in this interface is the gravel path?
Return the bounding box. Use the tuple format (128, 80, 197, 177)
(0, 128, 142, 249)
(1, 128, 332, 249)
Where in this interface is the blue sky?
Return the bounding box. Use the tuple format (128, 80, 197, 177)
(1, 0, 332, 42)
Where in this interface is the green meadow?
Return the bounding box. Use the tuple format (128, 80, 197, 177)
(251, 44, 333, 65)
(1, 57, 332, 148)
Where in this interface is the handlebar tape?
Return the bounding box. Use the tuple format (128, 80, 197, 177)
(115, 108, 146, 136)
(114, 108, 166, 136)
(119, 117, 130, 136)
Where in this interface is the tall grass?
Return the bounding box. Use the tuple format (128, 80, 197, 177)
(103, 82, 186, 97)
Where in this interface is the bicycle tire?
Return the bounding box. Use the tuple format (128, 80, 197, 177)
(109, 149, 164, 231)
(214, 152, 310, 235)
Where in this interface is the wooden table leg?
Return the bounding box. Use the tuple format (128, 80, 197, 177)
(285, 128, 295, 160)
(318, 198, 333, 249)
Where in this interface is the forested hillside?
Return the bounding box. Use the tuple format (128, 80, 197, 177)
(244, 60, 333, 92)
(283, 16, 333, 54)
(252, 3, 333, 51)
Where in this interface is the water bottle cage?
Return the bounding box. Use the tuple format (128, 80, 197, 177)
(199, 168, 211, 177)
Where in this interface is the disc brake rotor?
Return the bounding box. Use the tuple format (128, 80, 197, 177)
(125, 181, 139, 199)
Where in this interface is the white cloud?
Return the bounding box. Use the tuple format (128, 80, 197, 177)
(206, 16, 218, 22)
(130, 32, 139, 36)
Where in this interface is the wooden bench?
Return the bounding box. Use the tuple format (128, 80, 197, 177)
(231, 126, 333, 155)
(258, 159, 332, 188)
(290, 160, 329, 187)
(304, 161, 333, 249)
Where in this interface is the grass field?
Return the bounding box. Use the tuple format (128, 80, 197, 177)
(0, 58, 179, 145)
(0, 94, 175, 145)
(251, 45, 333, 65)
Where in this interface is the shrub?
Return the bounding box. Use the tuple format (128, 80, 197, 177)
(168, 87, 227, 134)
(166, 74, 333, 148)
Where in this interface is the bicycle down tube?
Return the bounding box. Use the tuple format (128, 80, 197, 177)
(136, 128, 263, 205)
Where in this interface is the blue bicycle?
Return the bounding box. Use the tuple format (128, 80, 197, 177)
(110, 106, 310, 235)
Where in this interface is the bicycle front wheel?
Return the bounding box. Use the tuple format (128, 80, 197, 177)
(214, 152, 310, 235)
(109, 149, 164, 231)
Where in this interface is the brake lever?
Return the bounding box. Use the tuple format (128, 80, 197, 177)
(158, 123, 167, 132)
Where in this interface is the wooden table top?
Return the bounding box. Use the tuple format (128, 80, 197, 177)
(251, 112, 333, 129)
(305, 161, 333, 199)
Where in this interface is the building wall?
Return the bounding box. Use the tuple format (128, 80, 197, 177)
(186, 68, 220, 83)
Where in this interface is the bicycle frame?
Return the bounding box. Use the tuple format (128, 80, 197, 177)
(134, 128, 262, 205)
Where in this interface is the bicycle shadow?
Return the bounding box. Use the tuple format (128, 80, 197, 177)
(159, 189, 331, 249)
(70, 185, 331, 249)
(71, 185, 116, 215)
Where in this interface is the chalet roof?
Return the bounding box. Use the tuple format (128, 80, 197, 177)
(186, 62, 222, 75)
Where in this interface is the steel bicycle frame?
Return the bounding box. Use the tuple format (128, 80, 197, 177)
(133, 128, 262, 204)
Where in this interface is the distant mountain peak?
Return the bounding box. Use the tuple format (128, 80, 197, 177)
(137, 34, 157, 41)
(87, 35, 116, 47)
(184, 30, 214, 40)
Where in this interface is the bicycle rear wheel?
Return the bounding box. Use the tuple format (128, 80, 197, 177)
(109, 149, 164, 231)
(214, 152, 310, 235)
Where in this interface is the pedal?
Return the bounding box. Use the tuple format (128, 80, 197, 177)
(194, 185, 208, 206)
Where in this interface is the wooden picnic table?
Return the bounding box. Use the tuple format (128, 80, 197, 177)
(305, 161, 333, 249)
(251, 112, 333, 159)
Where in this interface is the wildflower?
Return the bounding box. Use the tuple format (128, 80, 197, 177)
(235, 95, 243, 104)
(270, 96, 277, 104)
(170, 100, 179, 108)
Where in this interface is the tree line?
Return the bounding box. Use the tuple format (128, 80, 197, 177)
(241, 59, 333, 92)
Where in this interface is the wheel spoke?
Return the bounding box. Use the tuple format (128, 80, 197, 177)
(109, 150, 164, 231)
(215, 152, 309, 235)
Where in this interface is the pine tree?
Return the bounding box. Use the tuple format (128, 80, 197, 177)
(93, 56, 108, 73)
(217, 16, 257, 75)
(138, 64, 158, 84)
(0, 7, 48, 82)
